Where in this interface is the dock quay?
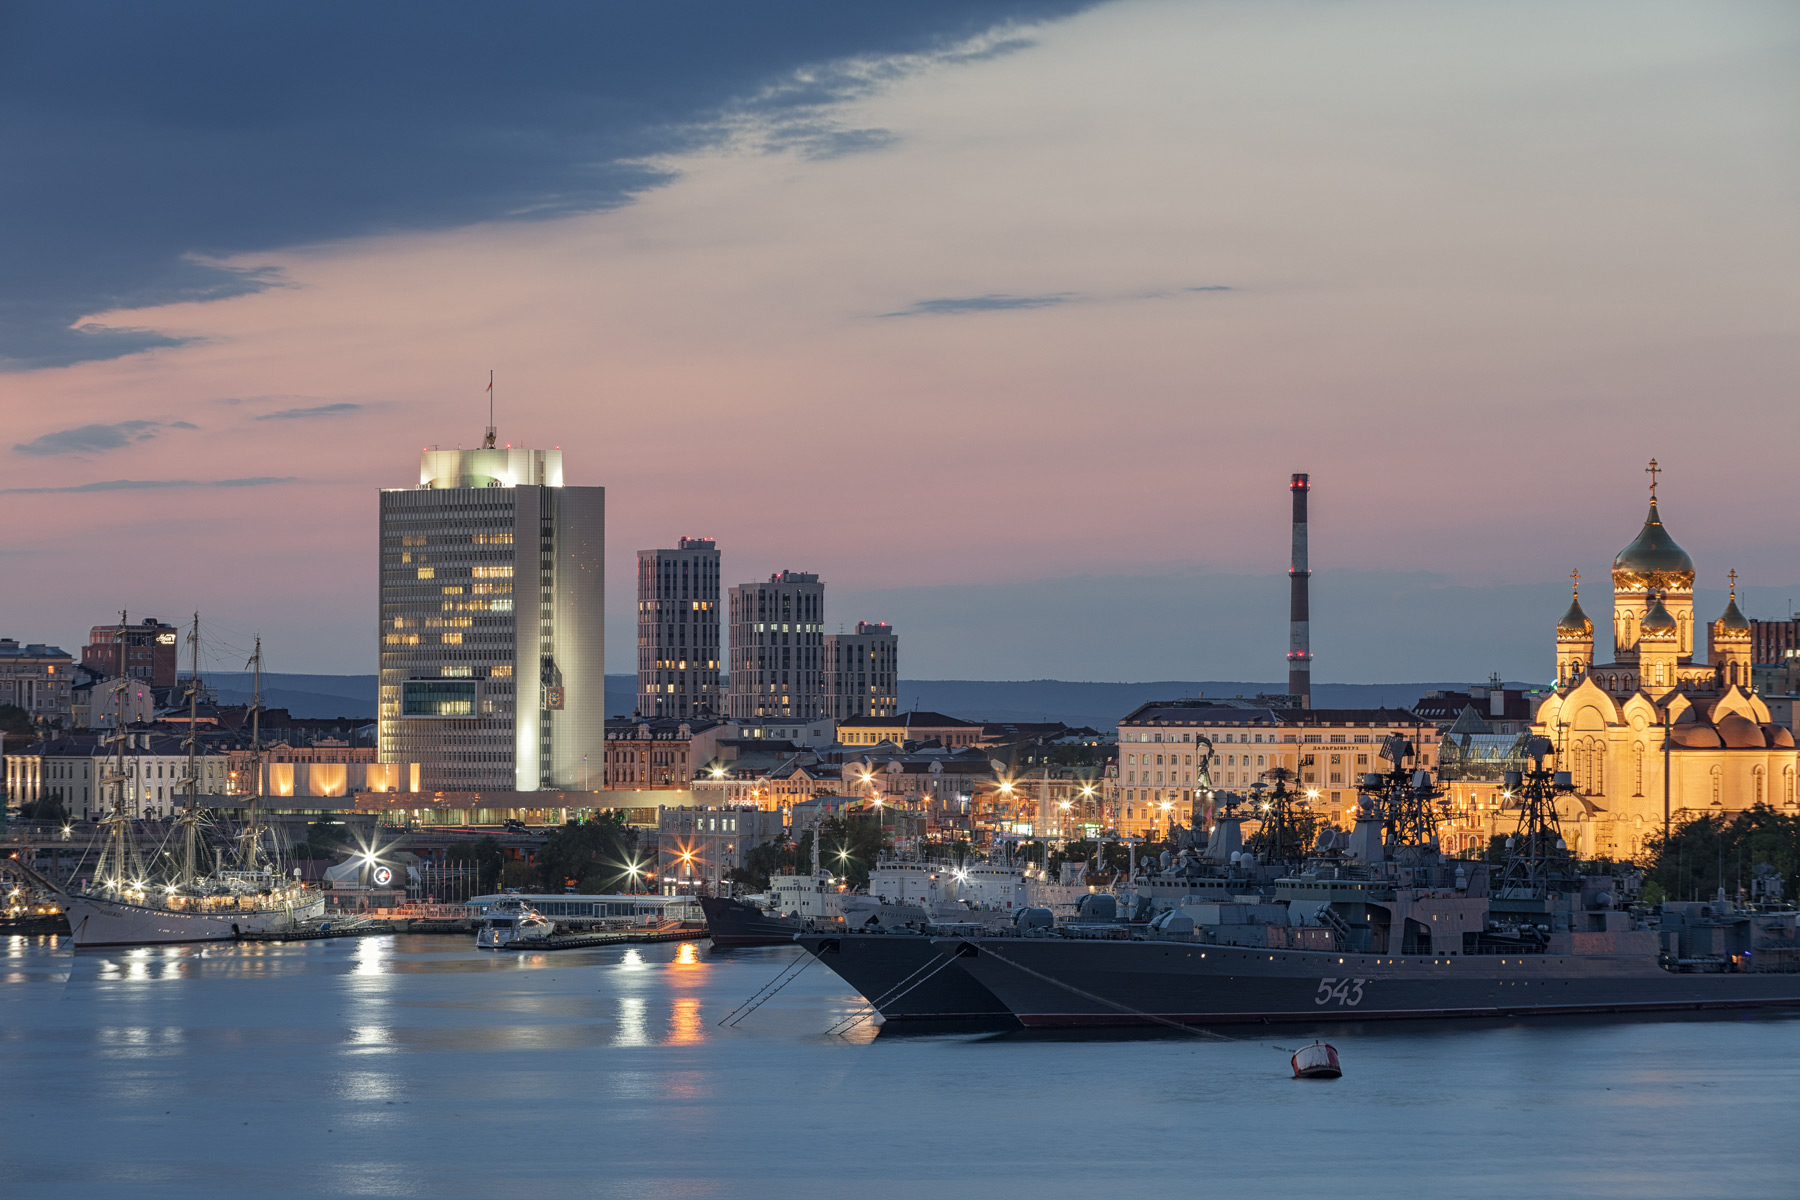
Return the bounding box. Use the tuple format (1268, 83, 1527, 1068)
(238, 916, 476, 942)
(494, 921, 707, 952)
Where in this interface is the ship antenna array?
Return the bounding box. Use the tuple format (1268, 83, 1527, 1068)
(1498, 736, 1577, 895)
(1361, 734, 1445, 851)
(1248, 766, 1312, 864)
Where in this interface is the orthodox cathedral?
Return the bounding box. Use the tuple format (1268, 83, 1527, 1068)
(1531, 462, 1797, 860)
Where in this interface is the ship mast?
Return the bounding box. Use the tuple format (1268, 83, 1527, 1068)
(238, 636, 265, 871)
(176, 612, 203, 887)
(95, 611, 140, 893)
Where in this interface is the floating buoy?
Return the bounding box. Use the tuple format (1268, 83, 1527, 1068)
(1291, 1041, 1341, 1079)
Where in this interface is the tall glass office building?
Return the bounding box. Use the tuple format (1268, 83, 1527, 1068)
(378, 443, 604, 792)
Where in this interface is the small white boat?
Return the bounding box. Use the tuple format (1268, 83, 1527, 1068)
(1291, 1041, 1342, 1079)
(475, 899, 556, 949)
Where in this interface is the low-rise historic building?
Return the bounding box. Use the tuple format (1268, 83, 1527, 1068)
(1115, 701, 1437, 836)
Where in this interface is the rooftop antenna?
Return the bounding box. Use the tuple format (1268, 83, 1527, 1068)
(483, 371, 497, 449)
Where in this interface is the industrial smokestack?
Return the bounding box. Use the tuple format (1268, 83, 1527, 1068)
(1288, 473, 1312, 709)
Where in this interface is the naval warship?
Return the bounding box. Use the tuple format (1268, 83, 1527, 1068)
(802, 737, 1800, 1028)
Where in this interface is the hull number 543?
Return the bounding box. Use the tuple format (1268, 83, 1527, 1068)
(1315, 978, 1366, 1007)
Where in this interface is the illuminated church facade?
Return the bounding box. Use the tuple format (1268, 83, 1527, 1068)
(1528, 462, 1798, 861)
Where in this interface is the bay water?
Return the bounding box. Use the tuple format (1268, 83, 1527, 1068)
(4, 934, 1796, 1198)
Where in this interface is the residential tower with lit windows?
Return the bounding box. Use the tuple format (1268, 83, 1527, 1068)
(378, 440, 604, 792)
(636, 538, 720, 718)
(726, 571, 824, 720)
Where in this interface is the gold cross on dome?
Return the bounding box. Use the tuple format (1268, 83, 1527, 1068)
(1570, 567, 1580, 597)
(1728, 568, 1738, 597)
(1645, 458, 1660, 497)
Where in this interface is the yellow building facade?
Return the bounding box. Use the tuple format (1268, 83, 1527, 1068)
(1528, 467, 1798, 860)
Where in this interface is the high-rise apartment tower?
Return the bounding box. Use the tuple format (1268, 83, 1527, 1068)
(727, 571, 824, 720)
(378, 439, 604, 792)
(823, 621, 898, 720)
(637, 538, 721, 718)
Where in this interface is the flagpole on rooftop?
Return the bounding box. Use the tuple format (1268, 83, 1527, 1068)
(484, 370, 496, 448)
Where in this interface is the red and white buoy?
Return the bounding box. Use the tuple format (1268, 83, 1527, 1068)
(1290, 1041, 1341, 1079)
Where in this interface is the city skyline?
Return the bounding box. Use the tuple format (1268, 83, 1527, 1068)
(5, 2, 1797, 682)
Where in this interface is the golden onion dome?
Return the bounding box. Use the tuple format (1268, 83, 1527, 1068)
(1715, 589, 1750, 636)
(1557, 595, 1593, 638)
(1613, 498, 1695, 591)
(1640, 594, 1678, 639)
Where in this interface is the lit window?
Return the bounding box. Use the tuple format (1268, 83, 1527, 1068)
(416, 567, 435, 580)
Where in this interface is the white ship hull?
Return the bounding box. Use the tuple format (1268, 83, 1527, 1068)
(65, 892, 326, 947)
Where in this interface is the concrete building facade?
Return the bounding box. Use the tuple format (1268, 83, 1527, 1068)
(657, 804, 789, 894)
(378, 440, 604, 793)
(726, 571, 824, 721)
(7, 731, 231, 821)
(823, 621, 898, 720)
(636, 538, 721, 719)
(604, 716, 737, 792)
(1115, 701, 1437, 837)
(81, 616, 179, 687)
(0, 639, 74, 728)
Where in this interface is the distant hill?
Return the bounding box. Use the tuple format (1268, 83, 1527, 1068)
(206, 673, 377, 719)
(208, 672, 1473, 728)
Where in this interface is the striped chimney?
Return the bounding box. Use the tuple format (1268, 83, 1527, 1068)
(1288, 473, 1312, 709)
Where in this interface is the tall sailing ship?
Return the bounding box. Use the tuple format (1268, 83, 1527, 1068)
(65, 618, 324, 947)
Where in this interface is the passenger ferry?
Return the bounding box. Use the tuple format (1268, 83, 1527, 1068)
(465, 892, 701, 935)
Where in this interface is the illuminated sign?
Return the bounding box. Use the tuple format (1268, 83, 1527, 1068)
(372, 866, 393, 887)
(545, 686, 565, 710)
(155, 633, 177, 645)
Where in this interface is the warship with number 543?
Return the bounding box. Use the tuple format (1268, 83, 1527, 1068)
(800, 736, 1800, 1028)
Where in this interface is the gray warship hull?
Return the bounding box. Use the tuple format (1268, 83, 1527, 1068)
(797, 932, 1018, 1026)
(936, 937, 1800, 1028)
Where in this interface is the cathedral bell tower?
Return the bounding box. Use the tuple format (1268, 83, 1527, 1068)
(1708, 570, 1752, 689)
(1612, 459, 1695, 664)
(1637, 591, 1680, 690)
(1556, 569, 1593, 688)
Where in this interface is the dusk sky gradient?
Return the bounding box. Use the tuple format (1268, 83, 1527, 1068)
(3, 1, 1797, 684)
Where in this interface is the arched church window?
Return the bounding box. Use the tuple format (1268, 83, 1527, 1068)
(1785, 767, 1796, 807)
(1710, 766, 1723, 806)
(1633, 743, 1645, 797)
(1753, 767, 1765, 807)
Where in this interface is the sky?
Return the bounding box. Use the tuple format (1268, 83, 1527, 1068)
(3, 1, 1797, 683)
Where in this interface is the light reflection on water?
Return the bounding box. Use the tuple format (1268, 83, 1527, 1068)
(4, 934, 1796, 1200)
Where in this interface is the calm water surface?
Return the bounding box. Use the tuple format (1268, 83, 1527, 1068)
(4, 933, 1797, 1199)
